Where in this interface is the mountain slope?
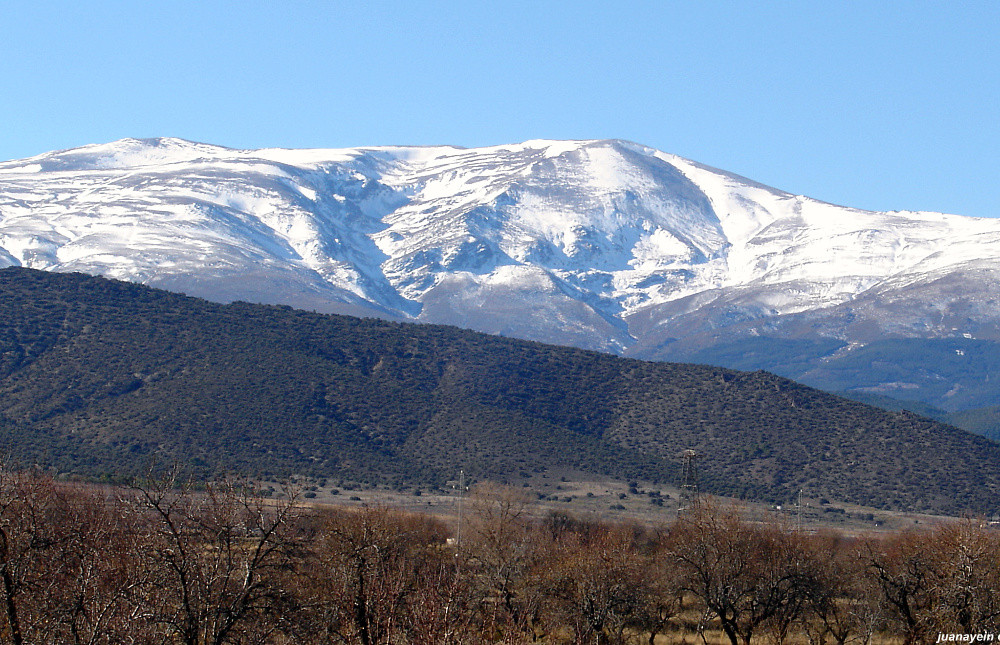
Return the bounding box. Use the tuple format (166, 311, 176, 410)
(3, 138, 1000, 408)
(2, 267, 1000, 514)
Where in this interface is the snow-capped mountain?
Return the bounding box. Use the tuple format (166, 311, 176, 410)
(3, 137, 1000, 408)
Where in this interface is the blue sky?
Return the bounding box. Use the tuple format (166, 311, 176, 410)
(3, 1, 998, 217)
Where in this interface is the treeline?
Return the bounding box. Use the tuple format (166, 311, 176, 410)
(1, 470, 998, 645)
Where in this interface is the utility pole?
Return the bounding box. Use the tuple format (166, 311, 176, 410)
(455, 469, 465, 553)
(796, 488, 802, 533)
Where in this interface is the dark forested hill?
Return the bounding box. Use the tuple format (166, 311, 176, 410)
(1, 267, 998, 514)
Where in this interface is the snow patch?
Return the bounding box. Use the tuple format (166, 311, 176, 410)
(0, 164, 42, 174)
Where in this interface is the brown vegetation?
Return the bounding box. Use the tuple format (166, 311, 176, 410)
(0, 471, 998, 644)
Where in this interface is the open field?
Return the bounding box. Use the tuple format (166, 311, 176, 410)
(279, 467, 961, 536)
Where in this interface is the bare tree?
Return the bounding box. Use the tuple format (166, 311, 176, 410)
(667, 502, 816, 645)
(0, 469, 151, 644)
(464, 482, 544, 639)
(45, 484, 152, 645)
(932, 520, 1000, 632)
(539, 525, 670, 645)
(870, 520, 1000, 635)
(0, 468, 59, 645)
(798, 532, 883, 645)
(861, 530, 941, 645)
(396, 554, 475, 645)
(131, 472, 303, 645)
(302, 504, 451, 645)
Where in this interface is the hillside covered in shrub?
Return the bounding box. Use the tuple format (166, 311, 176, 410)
(1, 267, 999, 513)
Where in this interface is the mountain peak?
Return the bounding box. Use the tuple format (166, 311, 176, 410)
(0, 137, 237, 173)
(2, 137, 999, 376)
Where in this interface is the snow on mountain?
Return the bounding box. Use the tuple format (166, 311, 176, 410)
(2, 137, 999, 362)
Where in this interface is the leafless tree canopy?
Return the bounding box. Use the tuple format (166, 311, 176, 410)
(0, 473, 997, 644)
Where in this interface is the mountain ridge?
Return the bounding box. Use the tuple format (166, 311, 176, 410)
(3, 137, 1000, 410)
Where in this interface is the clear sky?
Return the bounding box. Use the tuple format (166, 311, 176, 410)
(3, 1, 998, 217)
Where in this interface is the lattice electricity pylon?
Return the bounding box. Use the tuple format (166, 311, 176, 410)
(678, 449, 702, 512)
